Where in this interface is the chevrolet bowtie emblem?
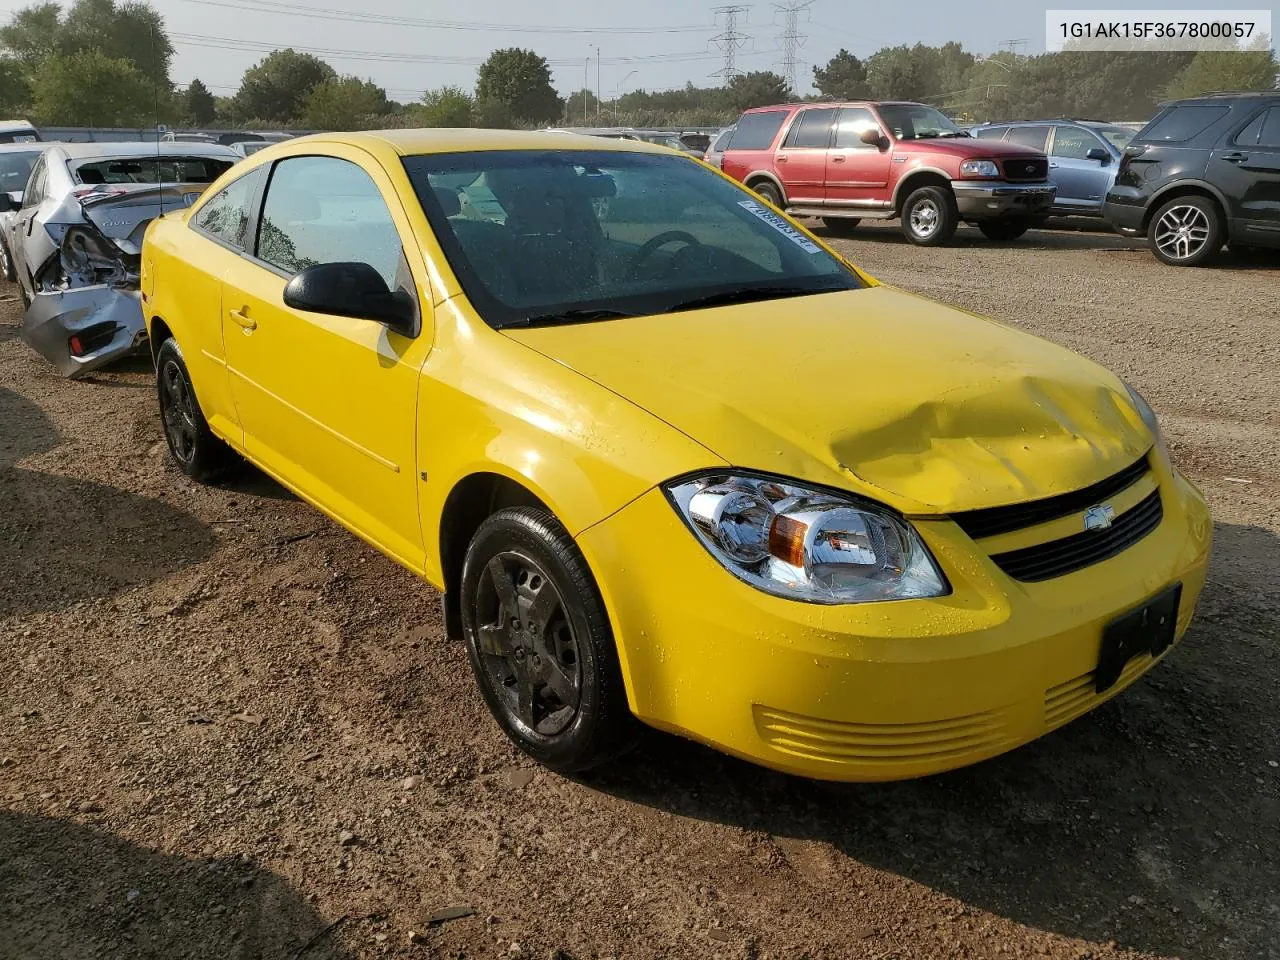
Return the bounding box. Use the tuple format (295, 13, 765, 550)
(1084, 504, 1116, 531)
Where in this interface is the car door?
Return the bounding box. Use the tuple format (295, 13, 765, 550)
(222, 148, 434, 570)
(775, 107, 837, 204)
(825, 106, 893, 206)
(1048, 125, 1113, 213)
(1212, 105, 1280, 244)
(13, 154, 46, 298)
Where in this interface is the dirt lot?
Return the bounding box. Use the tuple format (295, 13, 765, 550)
(2, 222, 1278, 960)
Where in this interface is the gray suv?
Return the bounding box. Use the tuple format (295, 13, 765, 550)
(971, 119, 1136, 217)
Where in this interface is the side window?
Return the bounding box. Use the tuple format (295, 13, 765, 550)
(974, 127, 1008, 140)
(729, 111, 788, 150)
(191, 167, 263, 250)
(256, 156, 403, 289)
(1257, 108, 1280, 148)
(783, 108, 837, 149)
(1051, 125, 1105, 160)
(833, 107, 878, 148)
(1006, 126, 1049, 151)
(1140, 105, 1229, 143)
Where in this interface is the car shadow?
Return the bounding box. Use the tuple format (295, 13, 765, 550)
(585, 521, 1280, 960)
(0, 386, 218, 618)
(0, 811, 350, 959)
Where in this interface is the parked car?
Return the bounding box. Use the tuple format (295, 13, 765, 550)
(1104, 92, 1280, 266)
(0, 141, 237, 376)
(142, 130, 1209, 782)
(721, 101, 1056, 245)
(704, 125, 735, 168)
(0, 119, 42, 143)
(231, 140, 273, 159)
(0, 142, 48, 282)
(971, 119, 1135, 216)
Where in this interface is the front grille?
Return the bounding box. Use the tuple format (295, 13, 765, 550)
(1001, 156, 1049, 181)
(753, 705, 1011, 768)
(953, 455, 1150, 540)
(989, 489, 1163, 582)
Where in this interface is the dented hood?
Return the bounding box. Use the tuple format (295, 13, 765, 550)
(49, 183, 209, 254)
(505, 286, 1153, 515)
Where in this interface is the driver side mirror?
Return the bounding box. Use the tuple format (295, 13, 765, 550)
(0, 192, 18, 213)
(283, 261, 418, 338)
(1085, 147, 1110, 163)
(859, 127, 886, 148)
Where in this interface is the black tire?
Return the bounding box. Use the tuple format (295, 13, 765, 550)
(1147, 195, 1224, 266)
(460, 506, 637, 773)
(155, 337, 237, 482)
(0, 241, 14, 283)
(821, 216, 861, 235)
(750, 179, 784, 208)
(978, 218, 1032, 242)
(901, 186, 958, 246)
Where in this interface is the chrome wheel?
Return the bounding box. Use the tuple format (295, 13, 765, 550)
(1153, 204, 1211, 261)
(159, 359, 198, 464)
(909, 198, 940, 239)
(474, 550, 582, 737)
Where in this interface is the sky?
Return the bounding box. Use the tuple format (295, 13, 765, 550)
(137, 0, 1280, 103)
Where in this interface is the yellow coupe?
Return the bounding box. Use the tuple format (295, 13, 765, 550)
(141, 130, 1211, 781)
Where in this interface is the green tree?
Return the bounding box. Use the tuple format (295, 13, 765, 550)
(418, 84, 473, 127)
(865, 44, 932, 101)
(475, 48, 562, 124)
(1163, 44, 1278, 100)
(564, 88, 599, 123)
(725, 70, 791, 111)
(183, 77, 216, 125)
(0, 3, 62, 72)
(32, 48, 153, 125)
(59, 0, 172, 86)
(813, 49, 868, 99)
(472, 97, 513, 128)
(0, 57, 31, 114)
(303, 75, 388, 129)
(234, 49, 336, 123)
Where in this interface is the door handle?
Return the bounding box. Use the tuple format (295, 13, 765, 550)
(229, 308, 257, 331)
(831, 155, 847, 163)
(1220, 152, 1248, 163)
(775, 155, 787, 163)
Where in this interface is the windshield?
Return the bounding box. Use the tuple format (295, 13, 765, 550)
(404, 150, 860, 329)
(0, 151, 39, 193)
(1089, 125, 1136, 150)
(72, 156, 234, 185)
(877, 104, 966, 140)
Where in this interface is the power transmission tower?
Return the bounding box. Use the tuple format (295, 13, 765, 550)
(999, 38, 1028, 56)
(774, 0, 813, 94)
(711, 5, 751, 83)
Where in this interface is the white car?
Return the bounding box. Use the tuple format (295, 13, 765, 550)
(0, 141, 49, 282)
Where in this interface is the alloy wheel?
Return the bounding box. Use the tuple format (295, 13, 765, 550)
(159, 360, 198, 464)
(474, 550, 582, 737)
(1153, 204, 1211, 261)
(910, 199, 940, 239)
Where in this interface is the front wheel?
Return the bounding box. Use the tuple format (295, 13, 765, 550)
(460, 507, 637, 773)
(1148, 195, 1224, 266)
(155, 338, 237, 482)
(900, 186, 958, 246)
(750, 179, 784, 209)
(978, 218, 1032, 242)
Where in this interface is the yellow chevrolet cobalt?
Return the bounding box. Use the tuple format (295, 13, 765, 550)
(142, 130, 1211, 781)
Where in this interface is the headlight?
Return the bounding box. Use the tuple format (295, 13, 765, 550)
(959, 159, 1001, 178)
(666, 474, 947, 604)
(1125, 382, 1170, 461)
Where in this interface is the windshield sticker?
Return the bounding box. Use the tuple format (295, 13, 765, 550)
(738, 200, 822, 254)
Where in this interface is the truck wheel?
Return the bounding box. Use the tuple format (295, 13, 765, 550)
(751, 180, 784, 208)
(901, 186, 958, 246)
(1148, 196, 1224, 266)
(978, 219, 1032, 242)
(821, 217, 861, 235)
(155, 337, 238, 482)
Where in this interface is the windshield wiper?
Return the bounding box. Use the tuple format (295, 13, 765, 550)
(938, 131, 971, 138)
(663, 283, 847, 314)
(503, 308, 641, 329)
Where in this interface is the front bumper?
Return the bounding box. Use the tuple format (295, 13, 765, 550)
(21, 285, 147, 378)
(951, 181, 1056, 220)
(577, 460, 1212, 781)
(1102, 188, 1147, 234)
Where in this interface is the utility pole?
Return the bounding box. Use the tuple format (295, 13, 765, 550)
(597, 46, 602, 123)
(710, 4, 751, 84)
(773, 0, 813, 96)
(999, 38, 1027, 57)
(584, 55, 590, 123)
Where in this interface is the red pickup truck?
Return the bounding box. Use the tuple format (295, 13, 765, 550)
(721, 101, 1057, 246)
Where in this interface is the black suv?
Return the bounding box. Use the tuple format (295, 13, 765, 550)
(1104, 92, 1280, 266)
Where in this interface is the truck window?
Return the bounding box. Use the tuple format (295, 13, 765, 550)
(1006, 126, 1049, 151)
(729, 111, 788, 150)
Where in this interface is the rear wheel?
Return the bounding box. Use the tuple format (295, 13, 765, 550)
(900, 186, 958, 246)
(1148, 195, 1224, 266)
(978, 218, 1032, 242)
(0, 241, 14, 283)
(155, 338, 237, 482)
(821, 217, 861, 235)
(751, 179, 784, 208)
(460, 507, 636, 773)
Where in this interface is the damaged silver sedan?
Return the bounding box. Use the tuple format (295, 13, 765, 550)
(1, 142, 236, 377)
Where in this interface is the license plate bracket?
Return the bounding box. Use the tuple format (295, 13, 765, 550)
(1095, 583, 1181, 694)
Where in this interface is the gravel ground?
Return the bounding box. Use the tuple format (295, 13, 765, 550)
(2, 222, 1278, 960)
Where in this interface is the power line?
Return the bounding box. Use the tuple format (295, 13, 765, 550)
(774, 0, 813, 94)
(710, 4, 751, 83)
(998, 38, 1028, 56)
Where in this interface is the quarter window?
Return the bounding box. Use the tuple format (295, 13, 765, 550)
(784, 108, 837, 149)
(1006, 126, 1049, 151)
(1051, 126, 1106, 160)
(833, 107, 879, 148)
(256, 156, 403, 288)
(23, 157, 45, 207)
(729, 111, 788, 150)
(1253, 107, 1280, 148)
(191, 167, 263, 250)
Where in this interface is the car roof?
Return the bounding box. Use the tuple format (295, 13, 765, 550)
(51, 141, 239, 160)
(293, 128, 676, 157)
(0, 141, 47, 152)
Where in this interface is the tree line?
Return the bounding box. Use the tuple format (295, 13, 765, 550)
(0, 1, 1274, 131)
